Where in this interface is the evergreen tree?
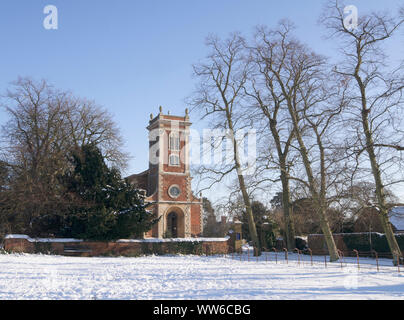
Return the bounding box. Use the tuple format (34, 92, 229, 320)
(64, 144, 159, 240)
(238, 201, 278, 248)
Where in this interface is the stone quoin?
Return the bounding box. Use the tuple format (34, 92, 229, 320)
(126, 107, 203, 238)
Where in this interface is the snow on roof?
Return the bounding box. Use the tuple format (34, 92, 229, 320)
(389, 207, 404, 231)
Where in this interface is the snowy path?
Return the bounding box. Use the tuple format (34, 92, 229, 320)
(0, 252, 403, 300)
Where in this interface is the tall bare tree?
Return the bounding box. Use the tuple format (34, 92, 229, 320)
(251, 22, 344, 261)
(244, 25, 298, 250)
(190, 34, 261, 254)
(322, 1, 404, 264)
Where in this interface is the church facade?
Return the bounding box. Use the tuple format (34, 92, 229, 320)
(127, 108, 203, 238)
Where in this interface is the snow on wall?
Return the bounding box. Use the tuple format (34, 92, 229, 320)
(4, 234, 229, 243)
(118, 237, 230, 243)
(4, 234, 83, 243)
(4, 234, 231, 256)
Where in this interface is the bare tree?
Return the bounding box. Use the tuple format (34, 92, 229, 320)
(251, 22, 344, 261)
(65, 98, 129, 170)
(0, 77, 129, 235)
(0, 78, 72, 232)
(322, 1, 404, 264)
(244, 25, 299, 250)
(190, 34, 261, 254)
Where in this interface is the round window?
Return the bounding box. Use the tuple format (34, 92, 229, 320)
(168, 185, 181, 198)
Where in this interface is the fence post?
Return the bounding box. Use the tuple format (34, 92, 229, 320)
(324, 255, 327, 268)
(272, 247, 277, 264)
(294, 248, 300, 266)
(395, 251, 400, 273)
(337, 249, 343, 269)
(353, 249, 360, 270)
(283, 248, 288, 264)
(372, 250, 379, 272)
(308, 248, 313, 266)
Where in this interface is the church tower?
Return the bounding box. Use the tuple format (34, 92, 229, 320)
(127, 107, 203, 238)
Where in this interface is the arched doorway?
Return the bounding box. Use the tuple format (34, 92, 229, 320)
(167, 212, 178, 238)
(165, 207, 185, 238)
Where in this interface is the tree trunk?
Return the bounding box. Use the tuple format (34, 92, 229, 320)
(280, 161, 296, 251)
(238, 173, 261, 255)
(286, 104, 339, 262)
(361, 107, 402, 265)
(269, 117, 296, 251)
(317, 203, 338, 261)
(228, 116, 261, 256)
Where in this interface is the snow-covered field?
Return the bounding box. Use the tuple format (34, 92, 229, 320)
(0, 251, 403, 300)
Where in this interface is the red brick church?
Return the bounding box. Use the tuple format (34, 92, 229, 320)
(127, 107, 203, 238)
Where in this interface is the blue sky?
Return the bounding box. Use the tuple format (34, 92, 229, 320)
(0, 0, 403, 203)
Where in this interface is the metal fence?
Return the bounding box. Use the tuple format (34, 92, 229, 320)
(219, 246, 404, 274)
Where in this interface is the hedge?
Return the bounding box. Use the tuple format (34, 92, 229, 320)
(308, 232, 404, 255)
(341, 233, 404, 253)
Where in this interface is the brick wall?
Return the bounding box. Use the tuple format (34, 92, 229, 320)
(4, 236, 231, 257)
(307, 234, 347, 255)
(190, 203, 201, 236)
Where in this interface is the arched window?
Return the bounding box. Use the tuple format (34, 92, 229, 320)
(169, 154, 180, 166)
(169, 133, 180, 151)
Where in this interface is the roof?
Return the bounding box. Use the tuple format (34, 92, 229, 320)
(126, 169, 149, 191)
(389, 206, 404, 231)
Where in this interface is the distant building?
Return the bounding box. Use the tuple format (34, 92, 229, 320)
(389, 206, 404, 234)
(126, 108, 202, 238)
(204, 215, 230, 237)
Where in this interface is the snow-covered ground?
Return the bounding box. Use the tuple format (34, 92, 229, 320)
(0, 251, 403, 300)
